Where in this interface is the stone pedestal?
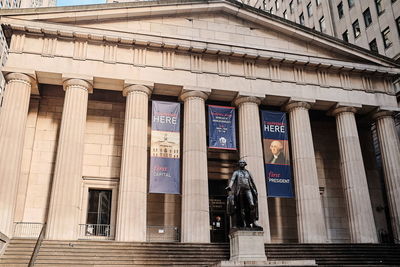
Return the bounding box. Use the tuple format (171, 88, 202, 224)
(229, 230, 267, 262)
(214, 230, 316, 267)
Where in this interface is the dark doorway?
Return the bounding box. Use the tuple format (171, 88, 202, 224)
(86, 189, 112, 236)
(209, 179, 229, 243)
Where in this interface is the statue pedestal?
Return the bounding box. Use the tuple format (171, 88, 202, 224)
(213, 229, 317, 267)
(229, 229, 267, 262)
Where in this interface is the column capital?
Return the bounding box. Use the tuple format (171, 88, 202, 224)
(372, 110, 395, 121)
(284, 101, 311, 112)
(123, 84, 152, 97)
(233, 96, 261, 107)
(329, 105, 358, 117)
(63, 78, 93, 94)
(180, 90, 209, 102)
(5, 72, 36, 86)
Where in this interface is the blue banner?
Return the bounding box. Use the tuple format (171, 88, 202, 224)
(208, 105, 236, 150)
(149, 101, 181, 194)
(261, 111, 294, 198)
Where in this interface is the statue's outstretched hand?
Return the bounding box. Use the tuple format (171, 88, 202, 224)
(225, 186, 232, 192)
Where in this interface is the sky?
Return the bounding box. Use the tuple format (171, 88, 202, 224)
(57, 0, 106, 6)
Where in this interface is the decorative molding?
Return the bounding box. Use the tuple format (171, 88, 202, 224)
(362, 76, 373, 92)
(294, 66, 305, 84)
(269, 63, 281, 81)
(218, 57, 229, 76)
(162, 50, 175, 70)
(10, 34, 25, 53)
(340, 72, 351, 89)
(133, 47, 146, 66)
(104, 43, 117, 63)
(73, 41, 87, 60)
(317, 70, 328, 87)
(190, 54, 202, 73)
(42, 37, 57, 57)
(244, 60, 256, 79)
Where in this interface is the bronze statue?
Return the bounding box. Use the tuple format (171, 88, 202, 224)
(226, 159, 262, 230)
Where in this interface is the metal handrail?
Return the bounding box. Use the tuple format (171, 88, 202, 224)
(78, 224, 113, 240)
(28, 223, 46, 267)
(13, 222, 43, 239)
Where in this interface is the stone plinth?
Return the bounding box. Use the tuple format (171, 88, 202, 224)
(214, 229, 316, 267)
(229, 230, 267, 262)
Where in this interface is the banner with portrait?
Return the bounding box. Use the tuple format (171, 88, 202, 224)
(261, 110, 294, 198)
(208, 105, 236, 150)
(149, 101, 181, 194)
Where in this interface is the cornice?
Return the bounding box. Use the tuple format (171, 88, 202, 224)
(3, 18, 399, 77)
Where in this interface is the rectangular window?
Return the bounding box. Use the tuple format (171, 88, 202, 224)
(319, 16, 326, 33)
(263, 0, 267, 10)
(86, 189, 112, 236)
(337, 2, 344, 19)
(275, 0, 280, 10)
(289, 0, 294, 14)
(299, 12, 305, 25)
(363, 8, 372, 27)
(342, 30, 349, 42)
(283, 10, 288, 19)
(348, 0, 354, 8)
(307, 2, 313, 17)
(375, 0, 384, 15)
(369, 39, 378, 53)
(382, 27, 392, 48)
(352, 19, 361, 38)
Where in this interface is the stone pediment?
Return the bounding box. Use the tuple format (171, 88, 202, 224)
(1, 0, 399, 70)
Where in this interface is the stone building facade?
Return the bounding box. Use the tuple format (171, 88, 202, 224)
(0, 0, 399, 245)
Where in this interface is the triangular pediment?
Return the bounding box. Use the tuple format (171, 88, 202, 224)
(1, 0, 399, 70)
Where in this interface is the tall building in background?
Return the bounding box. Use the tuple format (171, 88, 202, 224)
(0, 0, 56, 107)
(260, 0, 400, 61)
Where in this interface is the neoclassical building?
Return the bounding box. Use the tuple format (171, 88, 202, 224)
(0, 0, 399, 245)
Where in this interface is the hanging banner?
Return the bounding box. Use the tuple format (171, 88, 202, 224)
(149, 101, 181, 194)
(261, 111, 294, 198)
(208, 105, 237, 150)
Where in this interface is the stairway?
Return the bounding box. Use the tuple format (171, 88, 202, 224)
(1, 239, 400, 266)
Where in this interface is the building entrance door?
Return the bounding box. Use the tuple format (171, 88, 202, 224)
(209, 179, 229, 243)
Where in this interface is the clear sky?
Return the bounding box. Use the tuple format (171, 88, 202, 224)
(57, 0, 106, 6)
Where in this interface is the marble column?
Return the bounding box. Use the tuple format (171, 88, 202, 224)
(332, 106, 377, 243)
(234, 96, 271, 243)
(115, 84, 152, 242)
(373, 111, 400, 243)
(46, 78, 92, 240)
(285, 101, 326, 243)
(181, 90, 210, 243)
(0, 73, 35, 238)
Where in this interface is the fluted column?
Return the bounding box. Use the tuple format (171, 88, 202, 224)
(373, 111, 400, 243)
(181, 90, 210, 243)
(115, 84, 152, 242)
(0, 73, 35, 237)
(234, 96, 271, 243)
(332, 106, 377, 243)
(285, 101, 326, 243)
(46, 78, 92, 240)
